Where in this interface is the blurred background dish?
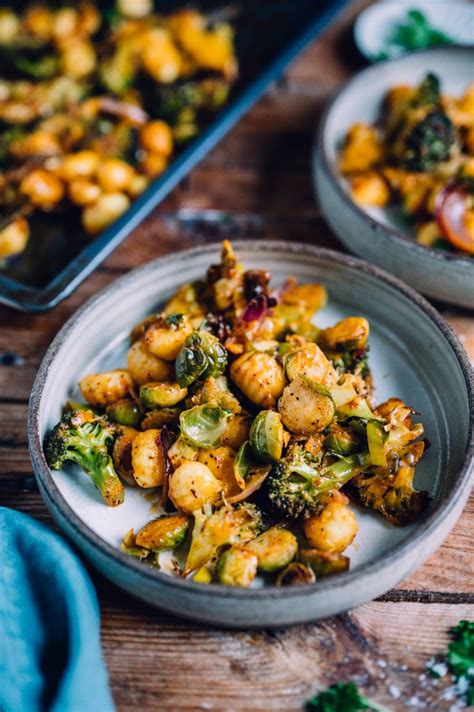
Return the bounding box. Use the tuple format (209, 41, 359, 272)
(354, 0, 474, 62)
(314, 46, 474, 308)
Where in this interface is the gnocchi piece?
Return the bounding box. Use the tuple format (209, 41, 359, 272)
(220, 413, 251, 450)
(303, 499, 358, 553)
(284, 342, 337, 386)
(82, 192, 130, 234)
(198, 446, 241, 497)
(131, 429, 167, 488)
(144, 315, 193, 361)
(20, 170, 64, 208)
(349, 172, 390, 207)
(140, 121, 173, 157)
(96, 159, 135, 192)
(169, 461, 222, 513)
(68, 179, 101, 207)
(278, 376, 335, 435)
(127, 340, 174, 385)
(230, 352, 285, 408)
(340, 123, 384, 174)
(0, 218, 29, 260)
(60, 150, 100, 181)
(79, 369, 133, 406)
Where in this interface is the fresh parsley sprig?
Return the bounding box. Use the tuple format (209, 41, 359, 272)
(306, 682, 389, 712)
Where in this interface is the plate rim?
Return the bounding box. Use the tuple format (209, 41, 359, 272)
(28, 240, 474, 601)
(316, 45, 474, 271)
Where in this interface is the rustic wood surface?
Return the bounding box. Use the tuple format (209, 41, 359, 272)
(1, 1, 473, 709)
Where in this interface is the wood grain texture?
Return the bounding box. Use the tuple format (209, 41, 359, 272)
(1, 0, 472, 709)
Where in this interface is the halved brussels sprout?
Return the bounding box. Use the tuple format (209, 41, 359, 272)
(135, 514, 190, 552)
(179, 404, 229, 449)
(140, 382, 188, 409)
(175, 331, 227, 387)
(300, 549, 349, 578)
(323, 426, 360, 456)
(234, 440, 253, 488)
(276, 562, 316, 586)
(141, 407, 180, 429)
(249, 410, 285, 463)
(215, 547, 258, 587)
(106, 398, 141, 426)
(246, 527, 297, 573)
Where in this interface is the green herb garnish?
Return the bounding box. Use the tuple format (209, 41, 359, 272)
(375, 9, 454, 60)
(306, 682, 389, 712)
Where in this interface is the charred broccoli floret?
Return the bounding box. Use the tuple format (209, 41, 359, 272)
(263, 445, 370, 519)
(403, 109, 456, 172)
(44, 410, 124, 506)
(350, 456, 429, 526)
(411, 72, 441, 108)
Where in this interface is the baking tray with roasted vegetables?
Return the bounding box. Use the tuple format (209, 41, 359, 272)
(43, 241, 430, 588)
(0, 2, 237, 261)
(339, 72, 474, 255)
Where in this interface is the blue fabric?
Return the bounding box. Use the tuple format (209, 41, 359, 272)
(0, 507, 114, 712)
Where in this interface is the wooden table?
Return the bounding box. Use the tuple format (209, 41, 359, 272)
(1, 2, 472, 709)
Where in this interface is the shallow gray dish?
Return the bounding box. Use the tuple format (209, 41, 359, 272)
(314, 46, 474, 308)
(29, 241, 473, 628)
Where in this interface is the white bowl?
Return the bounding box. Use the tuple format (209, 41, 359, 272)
(314, 46, 474, 308)
(28, 242, 473, 627)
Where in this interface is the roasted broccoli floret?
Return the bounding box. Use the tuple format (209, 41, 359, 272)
(402, 109, 456, 172)
(263, 445, 370, 519)
(411, 72, 441, 108)
(44, 410, 124, 506)
(350, 457, 429, 526)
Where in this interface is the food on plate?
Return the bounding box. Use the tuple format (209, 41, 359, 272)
(339, 73, 474, 255)
(0, 2, 238, 262)
(44, 241, 430, 587)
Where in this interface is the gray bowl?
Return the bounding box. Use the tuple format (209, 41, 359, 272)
(314, 46, 474, 308)
(28, 241, 473, 628)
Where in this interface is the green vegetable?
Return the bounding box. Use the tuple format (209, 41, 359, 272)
(447, 620, 474, 705)
(106, 398, 141, 427)
(402, 109, 456, 172)
(179, 403, 229, 449)
(411, 72, 440, 108)
(135, 514, 190, 552)
(300, 549, 349, 578)
(375, 9, 454, 60)
(44, 410, 124, 507)
(141, 407, 180, 429)
(323, 427, 360, 456)
(306, 681, 389, 711)
(249, 410, 285, 463)
(234, 440, 253, 487)
(215, 547, 258, 587)
(276, 562, 315, 586)
(175, 332, 227, 387)
(366, 420, 388, 467)
(246, 527, 298, 573)
(264, 445, 371, 519)
(139, 382, 187, 409)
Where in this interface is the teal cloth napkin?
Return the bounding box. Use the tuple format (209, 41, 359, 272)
(0, 507, 114, 712)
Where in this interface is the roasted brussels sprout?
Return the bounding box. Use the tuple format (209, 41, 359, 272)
(249, 410, 285, 463)
(134, 514, 190, 552)
(300, 549, 349, 578)
(106, 398, 141, 427)
(215, 547, 258, 587)
(176, 331, 227, 387)
(246, 527, 298, 573)
(276, 562, 315, 586)
(140, 382, 188, 409)
(141, 407, 180, 429)
(179, 403, 229, 449)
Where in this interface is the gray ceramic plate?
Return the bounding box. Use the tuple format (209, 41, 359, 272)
(28, 241, 473, 627)
(314, 46, 474, 308)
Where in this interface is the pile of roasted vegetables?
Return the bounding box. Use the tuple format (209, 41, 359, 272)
(339, 73, 474, 255)
(0, 1, 237, 261)
(44, 241, 430, 588)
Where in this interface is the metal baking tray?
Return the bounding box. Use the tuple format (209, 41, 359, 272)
(0, 0, 348, 312)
